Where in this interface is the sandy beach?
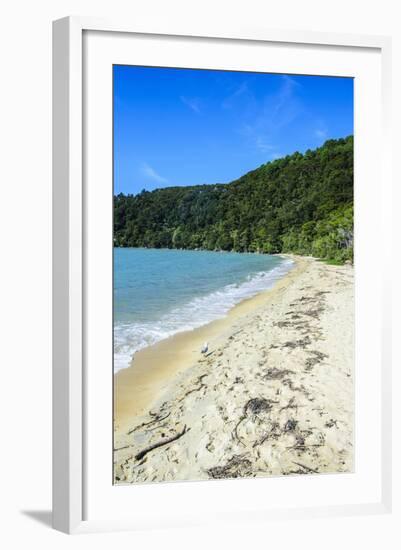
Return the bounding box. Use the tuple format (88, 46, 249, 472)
(114, 256, 354, 483)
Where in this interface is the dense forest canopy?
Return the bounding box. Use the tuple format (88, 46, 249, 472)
(114, 136, 353, 263)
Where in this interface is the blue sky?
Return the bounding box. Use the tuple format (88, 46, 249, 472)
(114, 65, 353, 195)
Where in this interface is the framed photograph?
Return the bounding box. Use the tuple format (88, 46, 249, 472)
(52, 17, 392, 534)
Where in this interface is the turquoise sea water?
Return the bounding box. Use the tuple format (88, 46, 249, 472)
(114, 248, 293, 371)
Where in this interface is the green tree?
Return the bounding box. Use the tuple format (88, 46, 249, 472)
(113, 136, 354, 264)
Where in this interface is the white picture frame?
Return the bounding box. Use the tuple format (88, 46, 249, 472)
(52, 16, 392, 534)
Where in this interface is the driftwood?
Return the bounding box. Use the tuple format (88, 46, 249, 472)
(280, 397, 297, 412)
(288, 444, 324, 451)
(134, 425, 190, 461)
(292, 461, 319, 474)
(178, 374, 208, 403)
(127, 412, 171, 435)
(114, 444, 132, 452)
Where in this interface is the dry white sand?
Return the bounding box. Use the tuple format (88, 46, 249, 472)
(114, 256, 353, 483)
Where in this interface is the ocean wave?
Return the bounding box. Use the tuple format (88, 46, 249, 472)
(113, 258, 294, 372)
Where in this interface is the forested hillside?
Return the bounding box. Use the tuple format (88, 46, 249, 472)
(114, 136, 353, 263)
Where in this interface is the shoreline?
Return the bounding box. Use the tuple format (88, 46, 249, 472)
(114, 255, 353, 483)
(114, 255, 304, 431)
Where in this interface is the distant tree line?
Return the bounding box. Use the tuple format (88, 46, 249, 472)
(114, 136, 353, 264)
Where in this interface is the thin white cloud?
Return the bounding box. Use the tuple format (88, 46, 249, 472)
(180, 95, 201, 113)
(141, 163, 168, 184)
(222, 81, 249, 109)
(313, 118, 328, 140)
(315, 127, 328, 139)
(239, 75, 303, 155)
(271, 75, 299, 116)
(255, 136, 275, 153)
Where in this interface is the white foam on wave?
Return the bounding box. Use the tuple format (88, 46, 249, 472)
(113, 258, 294, 372)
